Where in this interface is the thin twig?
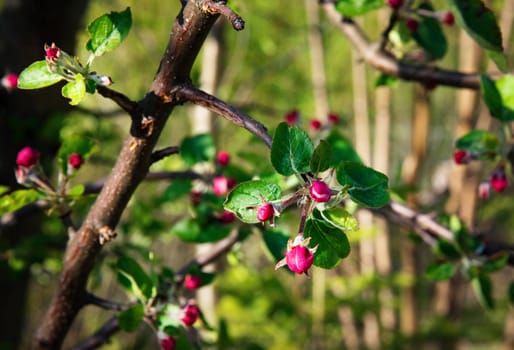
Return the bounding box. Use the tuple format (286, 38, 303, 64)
(150, 146, 180, 163)
(175, 85, 272, 148)
(72, 317, 120, 350)
(200, 0, 245, 31)
(85, 293, 126, 311)
(96, 86, 138, 115)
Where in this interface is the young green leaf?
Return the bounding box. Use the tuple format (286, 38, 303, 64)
(305, 211, 351, 269)
(118, 303, 144, 332)
(180, 134, 216, 165)
(326, 131, 361, 166)
(425, 261, 457, 281)
(262, 228, 289, 263)
(455, 129, 500, 155)
(116, 256, 156, 302)
(471, 273, 494, 309)
(335, 0, 384, 17)
(224, 180, 281, 223)
(375, 73, 398, 87)
(310, 140, 332, 174)
(480, 74, 504, 120)
(17, 60, 63, 89)
(495, 74, 514, 121)
(412, 3, 447, 59)
(160, 180, 192, 203)
(271, 122, 314, 176)
(86, 7, 132, 57)
(157, 304, 182, 330)
(0, 189, 43, 216)
(336, 161, 389, 207)
(449, 0, 504, 70)
(61, 74, 86, 105)
(320, 207, 359, 232)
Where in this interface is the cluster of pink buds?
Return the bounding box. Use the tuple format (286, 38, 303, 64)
(275, 236, 318, 275)
(1, 73, 18, 91)
(181, 303, 200, 326)
(212, 175, 236, 197)
(184, 274, 202, 290)
(15, 146, 41, 187)
(157, 331, 176, 350)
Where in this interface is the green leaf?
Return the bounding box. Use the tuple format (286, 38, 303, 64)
(336, 161, 390, 207)
(68, 184, 85, 197)
(157, 304, 182, 330)
(270, 122, 314, 176)
(375, 73, 398, 87)
(118, 303, 144, 332)
(160, 180, 192, 203)
(486, 50, 508, 73)
(449, 0, 503, 53)
(57, 136, 98, 174)
(305, 211, 351, 269)
(495, 74, 514, 121)
(262, 228, 289, 263)
(320, 207, 359, 232)
(61, 74, 86, 105)
(455, 129, 500, 154)
(180, 134, 216, 165)
(224, 180, 281, 223)
(480, 74, 504, 120)
(471, 273, 494, 309)
(116, 256, 156, 302)
(0, 189, 43, 216)
(481, 253, 509, 273)
(171, 218, 232, 243)
(432, 239, 461, 259)
(310, 140, 332, 174)
(412, 3, 447, 59)
(86, 7, 132, 57)
(335, 0, 385, 17)
(425, 261, 457, 281)
(325, 131, 361, 166)
(17, 60, 63, 89)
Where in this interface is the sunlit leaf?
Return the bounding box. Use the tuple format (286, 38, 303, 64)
(86, 7, 132, 57)
(118, 303, 144, 332)
(17, 60, 63, 89)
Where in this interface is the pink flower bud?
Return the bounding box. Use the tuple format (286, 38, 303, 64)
(216, 150, 230, 166)
(328, 113, 340, 125)
(181, 304, 200, 326)
(442, 11, 454, 26)
(16, 146, 40, 167)
(184, 274, 202, 290)
(212, 176, 236, 197)
(68, 153, 84, 170)
(257, 203, 274, 222)
(406, 18, 419, 32)
(157, 332, 176, 350)
(286, 244, 315, 274)
(490, 167, 508, 193)
(478, 182, 490, 199)
(1, 73, 18, 90)
(453, 150, 471, 165)
(310, 119, 322, 131)
(160, 336, 176, 350)
(218, 210, 236, 223)
(45, 43, 61, 60)
(387, 0, 403, 9)
(309, 180, 332, 203)
(285, 110, 299, 125)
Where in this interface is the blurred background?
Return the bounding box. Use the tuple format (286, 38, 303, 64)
(0, 0, 513, 349)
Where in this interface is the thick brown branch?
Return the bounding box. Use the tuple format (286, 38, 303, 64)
(32, 1, 223, 348)
(176, 85, 272, 148)
(322, 3, 483, 89)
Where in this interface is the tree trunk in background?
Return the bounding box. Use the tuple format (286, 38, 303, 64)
(400, 85, 430, 336)
(304, 0, 329, 347)
(191, 20, 224, 327)
(0, 1, 89, 348)
(352, 46, 380, 349)
(372, 6, 395, 335)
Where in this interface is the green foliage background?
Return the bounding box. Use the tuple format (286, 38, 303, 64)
(3, 0, 514, 349)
